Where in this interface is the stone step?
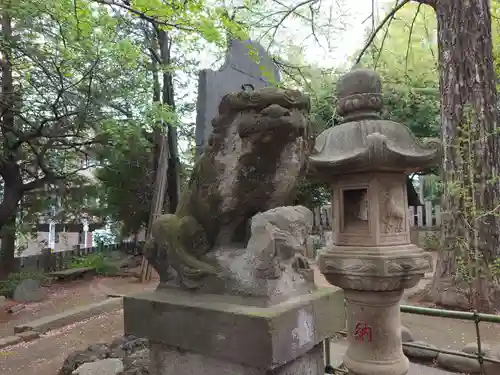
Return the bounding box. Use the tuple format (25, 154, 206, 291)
(13, 297, 122, 334)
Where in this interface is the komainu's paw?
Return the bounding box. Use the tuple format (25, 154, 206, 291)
(291, 254, 310, 271)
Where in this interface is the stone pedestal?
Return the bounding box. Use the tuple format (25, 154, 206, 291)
(124, 288, 345, 375)
(149, 342, 324, 375)
(128, 206, 348, 375)
(343, 290, 408, 375)
(318, 244, 432, 375)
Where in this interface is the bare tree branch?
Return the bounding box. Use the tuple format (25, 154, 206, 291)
(422, 8, 437, 64)
(260, 0, 319, 50)
(92, 0, 196, 32)
(355, 0, 411, 65)
(308, 2, 322, 49)
(372, 12, 396, 69)
(404, 3, 422, 74)
(273, 58, 315, 93)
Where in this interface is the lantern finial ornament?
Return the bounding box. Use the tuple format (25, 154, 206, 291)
(336, 68, 383, 122)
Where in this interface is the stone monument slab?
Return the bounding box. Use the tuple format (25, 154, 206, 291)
(195, 38, 280, 159)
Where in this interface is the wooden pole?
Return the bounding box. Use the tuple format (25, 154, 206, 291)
(140, 133, 169, 282)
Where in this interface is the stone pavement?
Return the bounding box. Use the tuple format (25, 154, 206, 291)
(1, 259, 497, 375)
(328, 340, 456, 375)
(0, 307, 458, 375)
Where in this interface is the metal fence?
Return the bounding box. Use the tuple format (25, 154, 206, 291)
(324, 304, 500, 375)
(15, 241, 144, 273)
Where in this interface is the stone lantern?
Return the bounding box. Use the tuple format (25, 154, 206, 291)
(309, 69, 440, 375)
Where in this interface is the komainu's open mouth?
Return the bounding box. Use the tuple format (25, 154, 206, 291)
(237, 103, 306, 139)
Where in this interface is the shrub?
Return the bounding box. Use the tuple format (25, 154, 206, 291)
(422, 232, 440, 251)
(0, 270, 48, 298)
(70, 253, 118, 276)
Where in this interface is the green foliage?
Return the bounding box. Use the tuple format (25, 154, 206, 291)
(308, 76, 339, 134)
(293, 178, 330, 210)
(95, 130, 196, 237)
(358, 3, 439, 88)
(304, 68, 440, 140)
(313, 240, 323, 251)
(440, 105, 500, 310)
(0, 270, 48, 298)
(272, 39, 441, 208)
(78, 0, 247, 237)
(352, 0, 500, 213)
(70, 253, 118, 276)
(383, 86, 440, 139)
(491, 0, 500, 84)
(0, 0, 248, 241)
(93, 231, 116, 246)
(0, 0, 159, 263)
(95, 131, 154, 237)
(422, 232, 439, 252)
(421, 175, 442, 205)
(351, 3, 441, 149)
(491, 258, 500, 282)
(3, 0, 152, 168)
(455, 255, 474, 285)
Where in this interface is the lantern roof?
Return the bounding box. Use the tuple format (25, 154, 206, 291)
(309, 68, 440, 177)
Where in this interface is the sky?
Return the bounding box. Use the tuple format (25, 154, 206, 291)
(278, 0, 385, 69)
(177, 0, 387, 155)
(195, 0, 384, 71)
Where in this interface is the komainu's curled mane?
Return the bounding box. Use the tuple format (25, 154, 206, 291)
(144, 87, 314, 289)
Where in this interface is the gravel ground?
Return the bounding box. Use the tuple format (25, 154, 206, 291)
(0, 309, 124, 375)
(0, 273, 158, 338)
(1, 253, 499, 374)
(0, 311, 460, 375)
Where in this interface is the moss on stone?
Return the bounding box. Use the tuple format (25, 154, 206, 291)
(146, 87, 313, 289)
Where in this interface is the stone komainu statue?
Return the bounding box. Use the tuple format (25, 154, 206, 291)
(144, 87, 314, 289)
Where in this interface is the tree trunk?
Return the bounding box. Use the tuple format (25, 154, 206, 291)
(0, 173, 22, 280)
(158, 29, 180, 213)
(428, 0, 500, 312)
(147, 30, 165, 233)
(0, 181, 21, 280)
(0, 11, 23, 279)
(0, 210, 17, 279)
(0, 166, 23, 231)
(150, 30, 162, 183)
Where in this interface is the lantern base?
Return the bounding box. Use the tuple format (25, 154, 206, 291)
(318, 243, 433, 292)
(342, 289, 409, 375)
